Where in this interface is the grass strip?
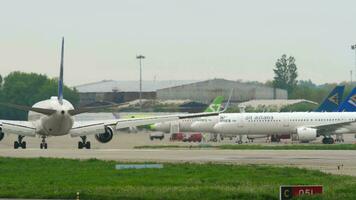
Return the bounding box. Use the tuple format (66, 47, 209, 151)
(0, 157, 354, 199)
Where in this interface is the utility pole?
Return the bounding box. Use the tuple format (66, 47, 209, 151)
(351, 70, 353, 85)
(352, 44, 356, 82)
(136, 54, 145, 110)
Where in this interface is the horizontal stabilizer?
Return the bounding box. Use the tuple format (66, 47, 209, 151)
(0, 102, 57, 115)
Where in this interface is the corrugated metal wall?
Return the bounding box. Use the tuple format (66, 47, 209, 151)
(157, 79, 287, 104)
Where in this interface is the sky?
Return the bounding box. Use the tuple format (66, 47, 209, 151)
(0, 0, 355, 86)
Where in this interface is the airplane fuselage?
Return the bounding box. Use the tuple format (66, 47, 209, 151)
(152, 118, 203, 133)
(213, 112, 356, 136)
(191, 116, 219, 133)
(28, 97, 74, 136)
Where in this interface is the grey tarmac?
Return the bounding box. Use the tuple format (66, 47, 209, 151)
(0, 148, 355, 176)
(0, 133, 355, 176)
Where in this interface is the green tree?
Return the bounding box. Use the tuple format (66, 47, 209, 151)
(0, 71, 79, 120)
(273, 54, 298, 94)
(280, 102, 318, 112)
(289, 81, 339, 103)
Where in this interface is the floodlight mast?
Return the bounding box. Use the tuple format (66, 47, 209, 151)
(136, 54, 145, 110)
(352, 44, 356, 83)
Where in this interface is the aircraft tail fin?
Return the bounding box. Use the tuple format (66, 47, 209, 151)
(58, 37, 64, 104)
(337, 87, 356, 112)
(315, 85, 344, 112)
(204, 96, 224, 112)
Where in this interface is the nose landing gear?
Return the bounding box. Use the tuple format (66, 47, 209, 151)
(14, 135, 26, 149)
(78, 136, 91, 149)
(40, 136, 48, 149)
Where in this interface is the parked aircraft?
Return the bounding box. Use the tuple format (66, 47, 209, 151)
(315, 85, 344, 112)
(214, 111, 356, 144)
(150, 96, 224, 133)
(338, 87, 356, 112)
(192, 86, 355, 144)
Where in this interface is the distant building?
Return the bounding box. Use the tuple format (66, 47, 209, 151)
(156, 78, 288, 104)
(75, 79, 288, 106)
(75, 80, 197, 106)
(79, 92, 157, 106)
(75, 80, 198, 93)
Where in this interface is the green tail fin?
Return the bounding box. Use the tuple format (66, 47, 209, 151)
(204, 96, 224, 112)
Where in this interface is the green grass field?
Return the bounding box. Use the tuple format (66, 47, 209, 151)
(0, 157, 355, 199)
(134, 144, 356, 150)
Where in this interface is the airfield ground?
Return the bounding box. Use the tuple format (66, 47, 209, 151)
(0, 131, 355, 149)
(0, 132, 355, 199)
(0, 133, 356, 176)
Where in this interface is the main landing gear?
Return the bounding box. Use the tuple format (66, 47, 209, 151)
(40, 136, 48, 149)
(322, 137, 335, 144)
(14, 135, 26, 149)
(235, 135, 243, 144)
(78, 136, 91, 149)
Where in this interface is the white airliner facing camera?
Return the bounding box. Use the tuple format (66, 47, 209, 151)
(0, 38, 219, 149)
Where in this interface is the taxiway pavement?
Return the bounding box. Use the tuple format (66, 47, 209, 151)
(0, 133, 355, 176)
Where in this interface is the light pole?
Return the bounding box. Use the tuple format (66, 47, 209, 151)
(136, 54, 145, 110)
(351, 70, 353, 85)
(352, 44, 356, 82)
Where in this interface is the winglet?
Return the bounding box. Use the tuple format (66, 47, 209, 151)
(220, 88, 233, 113)
(58, 37, 64, 105)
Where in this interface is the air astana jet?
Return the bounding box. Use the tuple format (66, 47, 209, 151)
(192, 86, 356, 144)
(213, 111, 356, 144)
(0, 38, 218, 149)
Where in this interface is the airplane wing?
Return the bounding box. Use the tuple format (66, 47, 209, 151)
(70, 111, 219, 137)
(0, 120, 36, 137)
(307, 120, 356, 135)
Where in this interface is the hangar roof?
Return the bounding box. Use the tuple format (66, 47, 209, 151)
(75, 80, 198, 93)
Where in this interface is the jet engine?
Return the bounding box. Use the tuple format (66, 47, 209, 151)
(95, 126, 113, 143)
(0, 127, 4, 141)
(296, 127, 317, 142)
